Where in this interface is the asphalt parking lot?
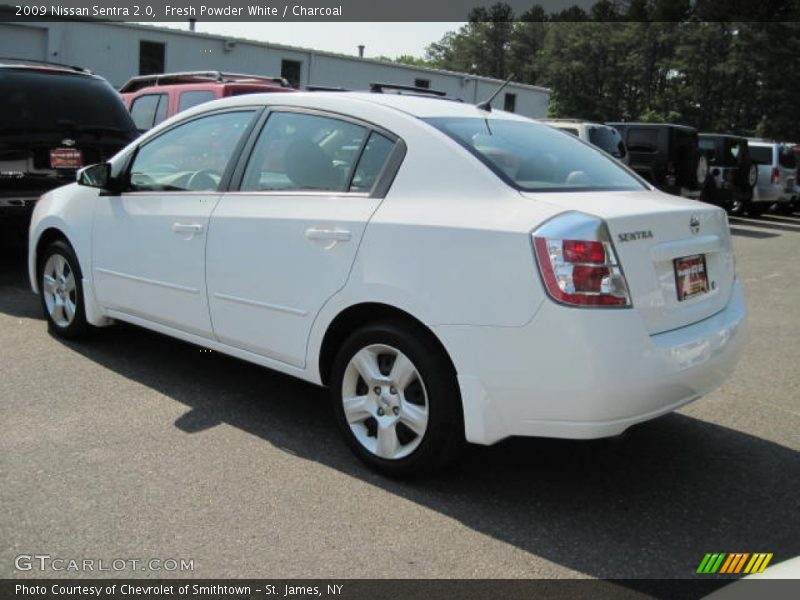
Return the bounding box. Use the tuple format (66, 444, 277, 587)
(1, 213, 798, 586)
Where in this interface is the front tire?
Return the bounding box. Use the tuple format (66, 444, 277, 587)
(38, 240, 91, 339)
(330, 320, 464, 476)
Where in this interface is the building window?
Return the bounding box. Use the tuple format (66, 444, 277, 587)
(281, 59, 302, 89)
(504, 92, 516, 113)
(414, 78, 430, 89)
(139, 41, 165, 76)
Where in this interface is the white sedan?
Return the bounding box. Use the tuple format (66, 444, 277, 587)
(29, 91, 746, 475)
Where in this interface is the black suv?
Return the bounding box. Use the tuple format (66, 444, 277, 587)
(698, 134, 759, 215)
(0, 59, 138, 242)
(607, 122, 709, 200)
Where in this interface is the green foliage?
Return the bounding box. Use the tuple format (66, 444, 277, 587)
(414, 2, 800, 139)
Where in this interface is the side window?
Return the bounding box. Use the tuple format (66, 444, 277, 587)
(349, 132, 396, 193)
(129, 110, 255, 192)
(130, 94, 161, 131)
(240, 111, 368, 192)
(178, 90, 217, 113)
(153, 94, 168, 126)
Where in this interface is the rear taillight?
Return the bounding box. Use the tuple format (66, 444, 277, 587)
(532, 213, 631, 308)
(771, 167, 780, 184)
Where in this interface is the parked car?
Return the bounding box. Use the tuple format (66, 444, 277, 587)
(746, 139, 796, 216)
(608, 122, 709, 200)
(0, 59, 138, 243)
(541, 119, 630, 164)
(698, 134, 758, 215)
(28, 92, 746, 475)
(119, 71, 294, 132)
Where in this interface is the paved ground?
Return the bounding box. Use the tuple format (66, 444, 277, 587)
(1, 213, 798, 585)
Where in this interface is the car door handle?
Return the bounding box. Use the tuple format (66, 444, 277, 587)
(172, 223, 205, 235)
(304, 228, 351, 242)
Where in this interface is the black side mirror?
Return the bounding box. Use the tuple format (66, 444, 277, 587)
(77, 163, 115, 190)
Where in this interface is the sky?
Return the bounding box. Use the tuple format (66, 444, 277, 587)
(149, 22, 465, 59)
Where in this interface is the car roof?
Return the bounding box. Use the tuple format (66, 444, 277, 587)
(699, 133, 746, 140)
(193, 90, 532, 121)
(608, 122, 696, 132)
(541, 119, 607, 126)
(0, 58, 94, 76)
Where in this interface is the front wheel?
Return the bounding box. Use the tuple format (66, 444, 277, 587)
(330, 321, 464, 476)
(39, 240, 91, 338)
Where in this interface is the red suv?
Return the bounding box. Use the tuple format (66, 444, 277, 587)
(119, 71, 295, 132)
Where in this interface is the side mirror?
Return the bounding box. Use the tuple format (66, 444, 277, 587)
(77, 163, 112, 189)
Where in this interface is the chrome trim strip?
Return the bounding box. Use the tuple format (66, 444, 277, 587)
(94, 268, 200, 294)
(213, 292, 308, 316)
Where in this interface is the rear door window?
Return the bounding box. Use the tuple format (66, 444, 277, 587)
(240, 111, 368, 192)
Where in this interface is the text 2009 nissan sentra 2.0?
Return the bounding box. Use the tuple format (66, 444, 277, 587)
(28, 91, 746, 475)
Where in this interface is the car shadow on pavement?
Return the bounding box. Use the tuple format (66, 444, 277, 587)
(728, 227, 779, 239)
(728, 217, 800, 233)
(1, 247, 798, 594)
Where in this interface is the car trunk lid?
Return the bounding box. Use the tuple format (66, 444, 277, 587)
(522, 190, 736, 335)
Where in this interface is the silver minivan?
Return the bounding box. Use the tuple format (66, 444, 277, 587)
(747, 139, 797, 214)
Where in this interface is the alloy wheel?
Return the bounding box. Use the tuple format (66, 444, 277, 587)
(341, 344, 429, 460)
(42, 253, 77, 328)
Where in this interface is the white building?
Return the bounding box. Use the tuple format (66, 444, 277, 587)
(0, 21, 550, 117)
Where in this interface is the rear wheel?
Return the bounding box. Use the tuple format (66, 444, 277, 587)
(330, 320, 464, 476)
(746, 202, 766, 218)
(38, 240, 91, 338)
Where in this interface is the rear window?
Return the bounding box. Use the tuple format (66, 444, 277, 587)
(426, 117, 645, 192)
(724, 138, 747, 166)
(626, 128, 658, 152)
(0, 69, 136, 135)
(588, 126, 626, 159)
(750, 146, 773, 165)
(778, 145, 796, 169)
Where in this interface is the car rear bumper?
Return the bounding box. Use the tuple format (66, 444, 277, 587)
(0, 196, 38, 213)
(436, 279, 747, 445)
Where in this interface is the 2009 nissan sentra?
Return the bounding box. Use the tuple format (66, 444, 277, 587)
(28, 91, 746, 475)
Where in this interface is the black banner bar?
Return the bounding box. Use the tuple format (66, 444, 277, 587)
(1, 0, 798, 22)
(3, 579, 800, 600)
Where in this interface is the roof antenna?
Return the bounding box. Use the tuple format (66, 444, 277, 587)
(476, 73, 515, 112)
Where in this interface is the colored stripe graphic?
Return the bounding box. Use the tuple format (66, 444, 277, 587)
(697, 553, 727, 573)
(744, 553, 773, 574)
(719, 553, 751, 574)
(698, 552, 772, 574)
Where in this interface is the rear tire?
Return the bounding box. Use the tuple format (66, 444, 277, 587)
(746, 203, 766, 218)
(38, 240, 92, 339)
(330, 320, 465, 476)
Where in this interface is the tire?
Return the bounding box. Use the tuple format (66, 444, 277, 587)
(729, 187, 753, 216)
(329, 320, 465, 476)
(746, 202, 766, 218)
(38, 240, 92, 339)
